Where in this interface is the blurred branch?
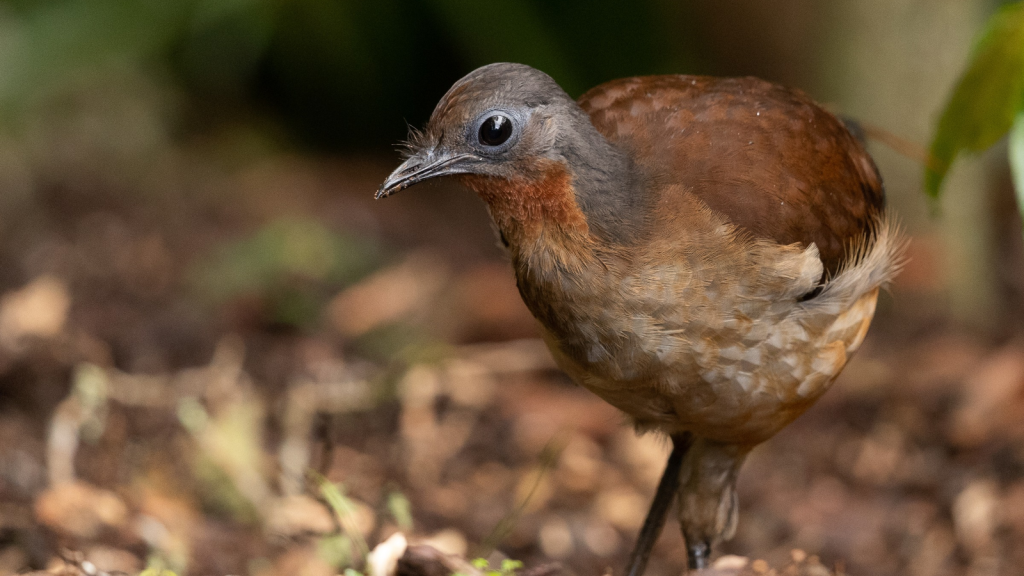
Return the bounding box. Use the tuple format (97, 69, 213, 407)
(856, 120, 933, 170)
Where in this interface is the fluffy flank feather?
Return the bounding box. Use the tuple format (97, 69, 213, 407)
(804, 213, 907, 312)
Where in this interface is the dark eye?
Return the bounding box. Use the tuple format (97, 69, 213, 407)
(478, 114, 513, 146)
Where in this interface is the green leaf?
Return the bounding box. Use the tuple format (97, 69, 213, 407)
(500, 559, 524, 573)
(1009, 112, 1024, 228)
(926, 2, 1024, 197)
(139, 557, 180, 576)
(318, 534, 354, 569)
(315, 474, 370, 562)
(386, 490, 414, 531)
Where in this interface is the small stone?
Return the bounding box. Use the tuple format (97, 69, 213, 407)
(711, 555, 749, 570)
(368, 532, 409, 576)
(0, 275, 70, 349)
(582, 520, 620, 557)
(953, 479, 999, 554)
(418, 529, 467, 558)
(85, 546, 142, 575)
(538, 516, 573, 559)
(594, 486, 646, 530)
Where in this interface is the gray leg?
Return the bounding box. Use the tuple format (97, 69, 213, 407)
(677, 439, 750, 573)
(624, 433, 693, 576)
(687, 539, 711, 570)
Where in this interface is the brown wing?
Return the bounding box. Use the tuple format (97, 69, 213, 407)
(577, 75, 884, 276)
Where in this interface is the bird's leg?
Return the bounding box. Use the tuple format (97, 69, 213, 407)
(677, 440, 750, 573)
(624, 433, 693, 576)
(687, 540, 711, 570)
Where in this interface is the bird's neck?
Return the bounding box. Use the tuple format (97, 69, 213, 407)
(459, 129, 637, 301)
(458, 160, 592, 250)
(459, 121, 637, 250)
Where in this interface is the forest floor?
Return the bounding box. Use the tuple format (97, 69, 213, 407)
(0, 150, 1021, 576)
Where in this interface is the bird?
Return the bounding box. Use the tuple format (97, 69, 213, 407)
(376, 63, 902, 574)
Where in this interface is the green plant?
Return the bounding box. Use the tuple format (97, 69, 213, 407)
(138, 569, 179, 576)
(476, 436, 565, 558)
(138, 557, 180, 576)
(927, 1, 1024, 225)
(191, 217, 380, 328)
(463, 557, 524, 576)
(386, 490, 414, 531)
(313, 473, 371, 568)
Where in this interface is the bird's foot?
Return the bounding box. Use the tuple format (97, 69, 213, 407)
(686, 540, 711, 571)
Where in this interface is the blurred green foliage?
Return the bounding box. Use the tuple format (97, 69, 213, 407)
(386, 490, 414, 531)
(191, 218, 380, 327)
(927, 1, 1024, 201)
(0, 0, 697, 149)
(138, 562, 179, 576)
(466, 557, 524, 576)
(316, 474, 371, 568)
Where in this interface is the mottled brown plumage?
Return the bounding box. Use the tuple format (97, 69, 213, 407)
(376, 63, 903, 573)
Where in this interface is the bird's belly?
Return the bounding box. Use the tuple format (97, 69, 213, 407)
(544, 288, 880, 444)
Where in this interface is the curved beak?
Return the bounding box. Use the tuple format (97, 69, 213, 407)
(375, 150, 478, 199)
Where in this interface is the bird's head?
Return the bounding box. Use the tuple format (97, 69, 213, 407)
(377, 63, 624, 241)
(376, 63, 578, 199)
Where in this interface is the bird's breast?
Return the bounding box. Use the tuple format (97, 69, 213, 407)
(512, 227, 878, 444)
(457, 161, 589, 243)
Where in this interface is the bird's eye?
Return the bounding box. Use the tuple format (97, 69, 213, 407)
(478, 114, 513, 147)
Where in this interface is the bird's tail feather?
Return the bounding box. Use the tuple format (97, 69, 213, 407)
(809, 212, 907, 310)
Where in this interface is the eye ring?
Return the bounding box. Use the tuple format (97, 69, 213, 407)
(478, 114, 514, 147)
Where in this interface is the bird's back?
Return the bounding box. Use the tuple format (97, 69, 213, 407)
(577, 75, 884, 277)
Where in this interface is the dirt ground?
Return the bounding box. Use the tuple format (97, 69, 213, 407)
(0, 148, 1021, 576)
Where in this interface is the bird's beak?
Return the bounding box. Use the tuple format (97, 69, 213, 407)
(375, 149, 477, 199)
